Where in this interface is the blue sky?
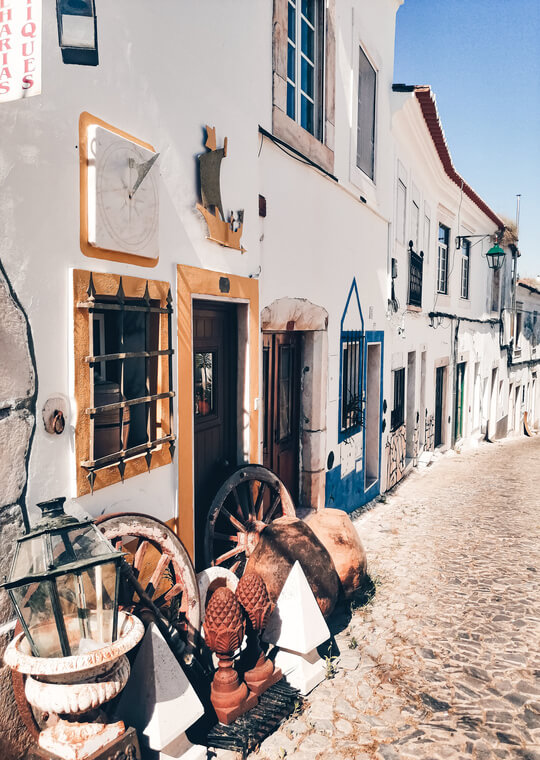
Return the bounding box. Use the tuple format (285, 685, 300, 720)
(394, 0, 540, 276)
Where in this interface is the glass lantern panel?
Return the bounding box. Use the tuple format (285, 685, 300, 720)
(12, 537, 46, 580)
(56, 563, 117, 654)
(12, 581, 63, 658)
(49, 525, 117, 570)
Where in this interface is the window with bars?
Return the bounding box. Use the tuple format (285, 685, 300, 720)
(74, 271, 175, 495)
(460, 238, 470, 299)
(407, 241, 423, 308)
(356, 46, 376, 180)
(437, 223, 449, 294)
(340, 331, 364, 437)
(390, 367, 405, 431)
(286, 0, 323, 138)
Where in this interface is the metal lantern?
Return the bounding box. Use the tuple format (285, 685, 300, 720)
(2, 497, 123, 658)
(486, 243, 506, 271)
(56, 0, 99, 66)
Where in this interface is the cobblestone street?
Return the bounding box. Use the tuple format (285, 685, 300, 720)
(253, 436, 540, 760)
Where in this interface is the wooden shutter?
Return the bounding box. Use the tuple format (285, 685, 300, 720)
(356, 47, 376, 179)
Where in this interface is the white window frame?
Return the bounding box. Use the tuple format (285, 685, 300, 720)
(437, 223, 449, 295)
(460, 238, 470, 299)
(423, 204, 431, 261)
(286, 0, 324, 139)
(349, 38, 380, 192)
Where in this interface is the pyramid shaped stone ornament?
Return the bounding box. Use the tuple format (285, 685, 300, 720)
(263, 561, 330, 653)
(115, 623, 206, 759)
(262, 561, 330, 695)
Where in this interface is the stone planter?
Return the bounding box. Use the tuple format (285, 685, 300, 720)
(4, 611, 144, 760)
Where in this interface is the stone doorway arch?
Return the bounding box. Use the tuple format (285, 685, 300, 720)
(261, 297, 328, 510)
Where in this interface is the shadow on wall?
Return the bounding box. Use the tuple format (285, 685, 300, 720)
(0, 257, 38, 758)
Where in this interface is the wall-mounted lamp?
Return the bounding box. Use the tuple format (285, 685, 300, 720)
(486, 243, 505, 271)
(56, 0, 98, 66)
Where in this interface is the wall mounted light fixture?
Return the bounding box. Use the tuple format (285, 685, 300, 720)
(56, 0, 98, 66)
(455, 229, 506, 271)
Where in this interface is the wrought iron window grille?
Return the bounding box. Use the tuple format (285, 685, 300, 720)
(77, 273, 175, 493)
(390, 367, 405, 431)
(407, 240, 423, 308)
(340, 331, 365, 436)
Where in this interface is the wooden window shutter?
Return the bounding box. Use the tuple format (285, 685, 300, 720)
(356, 47, 376, 180)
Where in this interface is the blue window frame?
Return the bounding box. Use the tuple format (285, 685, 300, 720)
(339, 279, 365, 441)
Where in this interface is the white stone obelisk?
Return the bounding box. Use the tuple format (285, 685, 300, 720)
(262, 561, 330, 694)
(116, 623, 206, 760)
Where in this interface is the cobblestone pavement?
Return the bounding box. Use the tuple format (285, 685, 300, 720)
(251, 436, 540, 760)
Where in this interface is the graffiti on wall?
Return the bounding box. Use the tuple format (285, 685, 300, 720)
(412, 420, 420, 466)
(385, 423, 406, 489)
(424, 414, 435, 452)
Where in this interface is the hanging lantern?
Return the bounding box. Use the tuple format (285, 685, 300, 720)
(2, 497, 123, 658)
(486, 243, 506, 271)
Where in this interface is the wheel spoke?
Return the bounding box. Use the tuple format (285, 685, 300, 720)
(254, 481, 267, 521)
(230, 560, 242, 574)
(144, 552, 170, 598)
(133, 539, 150, 578)
(214, 531, 239, 543)
(220, 506, 247, 533)
(231, 486, 248, 521)
(153, 582, 183, 607)
(215, 546, 244, 565)
(264, 492, 282, 522)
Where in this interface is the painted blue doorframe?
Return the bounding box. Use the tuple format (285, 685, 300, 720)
(326, 329, 384, 512)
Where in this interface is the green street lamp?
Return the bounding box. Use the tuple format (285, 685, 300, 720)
(486, 243, 506, 271)
(2, 497, 123, 658)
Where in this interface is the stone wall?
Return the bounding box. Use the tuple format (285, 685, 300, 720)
(0, 259, 36, 758)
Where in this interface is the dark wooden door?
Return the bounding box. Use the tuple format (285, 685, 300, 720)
(193, 301, 237, 568)
(263, 332, 301, 504)
(435, 366, 444, 447)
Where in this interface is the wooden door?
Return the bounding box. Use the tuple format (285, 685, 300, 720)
(435, 366, 444, 447)
(193, 301, 237, 568)
(263, 332, 301, 504)
(454, 362, 465, 440)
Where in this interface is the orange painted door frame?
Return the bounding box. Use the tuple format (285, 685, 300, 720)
(176, 265, 260, 561)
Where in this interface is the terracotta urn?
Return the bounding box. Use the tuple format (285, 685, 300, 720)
(4, 611, 144, 760)
(305, 508, 367, 598)
(245, 516, 339, 618)
(203, 587, 257, 724)
(235, 573, 282, 695)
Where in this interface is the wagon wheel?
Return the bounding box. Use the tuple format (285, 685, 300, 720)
(205, 465, 296, 577)
(95, 513, 201, 656)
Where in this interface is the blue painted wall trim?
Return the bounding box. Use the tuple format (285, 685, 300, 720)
(326, 330, 384, 513)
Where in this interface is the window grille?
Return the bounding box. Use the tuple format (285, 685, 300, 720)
(407, 241, 423, 308)
(340, 330, 364, 436)
(390, 367, 405, 431)
(77, 273, 175, 493)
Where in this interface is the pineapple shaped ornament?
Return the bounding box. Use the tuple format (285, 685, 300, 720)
(236, 573, 282, 695)
(203, 586, 257, 724)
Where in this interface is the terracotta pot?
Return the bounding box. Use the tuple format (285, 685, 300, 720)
(305, 508, 367, 598)
(245, 516, 339, 618)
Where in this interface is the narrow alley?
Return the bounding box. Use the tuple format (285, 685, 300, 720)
(255, 437, 540, 760)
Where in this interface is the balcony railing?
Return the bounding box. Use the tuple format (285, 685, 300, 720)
(407, 241, 423, 308)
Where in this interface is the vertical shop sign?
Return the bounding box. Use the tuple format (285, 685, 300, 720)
(0, 0, 41, 103)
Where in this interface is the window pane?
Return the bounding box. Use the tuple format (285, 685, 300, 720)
(287, 42, 296, 82)
(301, 94, 314, 134)
(12, 581, 62, 657)
(288, 1, 296, 43)
(356, 47, 376, 179)
(301, 55, 314, 98)
(287, 82, 296, 119)
(301, 0, 315, 24)
(301, 20, 314, 61)
(194, 352, 215, 416)
(278, 345, 292, 440)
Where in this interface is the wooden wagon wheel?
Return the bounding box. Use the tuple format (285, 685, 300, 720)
(204, 464, 296, 576)
(95, 513, 201, 657)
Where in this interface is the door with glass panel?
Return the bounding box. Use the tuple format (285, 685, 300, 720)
(193, 301, 237, 568)
(262, 332, 301, 505)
